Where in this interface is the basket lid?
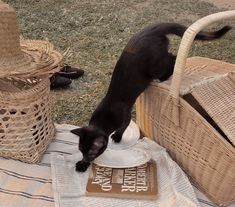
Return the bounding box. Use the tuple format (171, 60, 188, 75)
(192, 72, 235, 146)
(154, 57, 235, 96)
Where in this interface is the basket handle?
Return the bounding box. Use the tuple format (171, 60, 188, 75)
(164, 10, 235, 126)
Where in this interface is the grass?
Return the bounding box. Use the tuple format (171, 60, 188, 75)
(5, 0, 235, 126)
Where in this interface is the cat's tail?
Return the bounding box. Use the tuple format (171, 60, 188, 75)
(195, 25, 231, 40)
(160, 23, 231, 40)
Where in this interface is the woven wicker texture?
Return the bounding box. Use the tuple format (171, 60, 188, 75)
(0, 77, 55, 163)
(136, 10, 235, 206)
(192, 74, 235, 146)
(156, 56, 235, 95)
(0, 2, 63, 78)
(136, 83, 235, 206)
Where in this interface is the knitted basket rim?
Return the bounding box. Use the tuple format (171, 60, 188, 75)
(0, 2, 63, 78)
(0, 76, 49, 98)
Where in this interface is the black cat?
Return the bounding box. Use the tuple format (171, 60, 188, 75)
(71, 23, 231, 172)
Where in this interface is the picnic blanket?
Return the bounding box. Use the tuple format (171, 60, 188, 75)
(0, 124, 234, 207)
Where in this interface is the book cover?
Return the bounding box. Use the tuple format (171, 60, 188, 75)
(86, 160, 158, 200)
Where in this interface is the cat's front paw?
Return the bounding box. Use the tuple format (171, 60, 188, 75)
(111, 133, 122, 143)
(75, 161, 90, 172)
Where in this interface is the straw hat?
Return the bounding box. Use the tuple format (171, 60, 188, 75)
(0, 2, 63, 78)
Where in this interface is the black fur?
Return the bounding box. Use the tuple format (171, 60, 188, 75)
(71, 23, 231, 172)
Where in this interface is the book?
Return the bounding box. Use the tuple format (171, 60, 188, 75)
(86, 160, 158, 200)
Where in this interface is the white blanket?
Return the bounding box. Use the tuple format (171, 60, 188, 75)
(0, 124, 234, 207)
(50, 125, 225, 207)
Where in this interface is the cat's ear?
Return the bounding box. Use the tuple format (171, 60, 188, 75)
(70, 128, 84, 137)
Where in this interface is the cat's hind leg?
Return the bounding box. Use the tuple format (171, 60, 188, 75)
(149, 53, 176, 81)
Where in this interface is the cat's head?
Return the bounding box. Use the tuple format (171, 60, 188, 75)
(71, 126, 108, 162)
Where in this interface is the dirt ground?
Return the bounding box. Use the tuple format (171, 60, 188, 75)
(203, 0, 235, 9)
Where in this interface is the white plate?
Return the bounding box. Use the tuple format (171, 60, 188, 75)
(107, 120, 140, 150)
(93, 147, 151, 168)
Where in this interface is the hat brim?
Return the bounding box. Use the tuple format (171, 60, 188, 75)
(0, 39, 63, 78)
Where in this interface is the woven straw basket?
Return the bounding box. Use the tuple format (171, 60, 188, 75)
(0, 76, 55, 163)
(136, 11, 235, 206)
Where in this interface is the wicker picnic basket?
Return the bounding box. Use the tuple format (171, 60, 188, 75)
(0, 76, 55, 163)
(136, 11, 235, 206)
